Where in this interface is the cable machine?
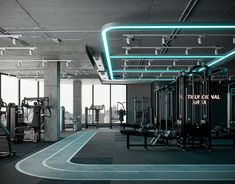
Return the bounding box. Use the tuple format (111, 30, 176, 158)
(133, 96, 152, 125)
(156, 83, 176, 131)
(85, 105, 105, 128)
(176, 65, 211, 150)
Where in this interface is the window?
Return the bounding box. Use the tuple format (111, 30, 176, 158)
(82, 85, 92, 123)
(20, 79, 37, 100)
(94, 85, 110, 123)
(1, 75, 18, 104)
(39, 80, 44, 97)
(60, 83, 73, 114)
(111, 85, 126, 123)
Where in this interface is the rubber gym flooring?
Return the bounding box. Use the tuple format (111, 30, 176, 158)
(1, 128, 235, 184)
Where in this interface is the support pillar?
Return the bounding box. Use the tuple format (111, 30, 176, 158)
(73, 80, 82, 131)
(92, 85, 94, 124)
(109, 84, 112, 129)
(37, 81, 40, 98)
(44, 62, 60, 141)
(18, 79, 21, 105)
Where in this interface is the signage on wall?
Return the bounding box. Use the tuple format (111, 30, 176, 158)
(187, 95, 220, 105)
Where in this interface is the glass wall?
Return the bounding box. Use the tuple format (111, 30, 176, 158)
(20, 79, 37, 100)
(81, 84, 126, 125)
(1, 75, 18, 104)
(60, 83, 73, 129)
(60, 83, 73, 114)
(82, 85, 92, 123)
(94, 85, 110, 123)
(111, 85, 126, 123)
(39, 81, 44, 97)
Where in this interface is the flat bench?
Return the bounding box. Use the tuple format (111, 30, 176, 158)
(120, 129, 169, 149)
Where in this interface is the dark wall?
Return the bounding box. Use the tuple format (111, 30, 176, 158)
(210, 82, 228, 127)
(126, 84, 151, 124)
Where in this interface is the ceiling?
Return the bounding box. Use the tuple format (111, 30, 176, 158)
(0, 0, 235, 83)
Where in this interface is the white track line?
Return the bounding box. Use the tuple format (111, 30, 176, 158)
(15, 130, 235, 181)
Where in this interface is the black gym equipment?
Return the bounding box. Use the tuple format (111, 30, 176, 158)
(7, 97, 51, 143)
(175, 65, 212, 150)
(117, 102, 126, 124)
(120, 124, 172, 149)
(133, 97, 152, 126)
(85, 105, 105, 128)
(0, 98, 15, 158)
(155, 82, 176, 131)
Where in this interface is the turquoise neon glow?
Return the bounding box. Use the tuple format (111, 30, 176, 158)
(198, 50, 235, 72)
(102, 25, 235, 33)
(101, 24, 235, 81)
(113, 69, 182, 73)
(120, 78, 174, 81)
(102, 30, 114, 79)
(208, 50, 235, 67)
(110, 55, 222, 59)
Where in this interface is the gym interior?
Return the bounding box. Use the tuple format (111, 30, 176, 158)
(0, 0, 235, 183)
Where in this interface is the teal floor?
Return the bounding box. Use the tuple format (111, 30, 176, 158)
(15, 129, 235, 181)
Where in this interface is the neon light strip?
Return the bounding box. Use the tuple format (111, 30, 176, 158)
(208, 50, 235, 67)
(113, 69, 182, 73)
(101, 30, 114, 79)
(103, 25, 235, 32)
(120, 78, 174, 81)
(101, 24, 235, 81)
(110, 55, 222, 59)
(198, 50, 235, 72)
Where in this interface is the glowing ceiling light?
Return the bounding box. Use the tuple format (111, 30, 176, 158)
(110, 55, 221, 59)
(12, 38, 16, 45)
(124, 60, 127, 66)
(113, 69, 182, 73)
(154, 48, 158, 55)
(125, 49, 129, 55)
(208, 50, 235, 67)
(17, 61, 22, 67)
(29, 49, 33, 56)
(101, 24, 235, 81)
(161, 36, 165, 45)
(0, 49, 4, 56)
(126, 36, 133, 45)
(66, 61, 69, 67)
(185, 48, 189, 55)
(197, 35, 202, 44)
(42, 61, 46, 67)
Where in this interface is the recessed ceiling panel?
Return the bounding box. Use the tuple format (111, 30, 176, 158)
(101, 23, 235, 82)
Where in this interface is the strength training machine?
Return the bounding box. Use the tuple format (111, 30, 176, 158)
(0, 98, 15, 157)
(7, 97, 51, 143)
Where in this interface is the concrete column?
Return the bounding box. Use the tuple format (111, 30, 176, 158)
(44, 62, 60, 141)
(73, 80, 82, 131)
(92, 85, 94, 123)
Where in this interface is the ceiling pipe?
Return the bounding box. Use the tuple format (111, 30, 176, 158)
(160, 0, 199, 54)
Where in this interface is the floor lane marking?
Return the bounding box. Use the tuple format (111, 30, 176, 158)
(15, 130, 235, 180)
